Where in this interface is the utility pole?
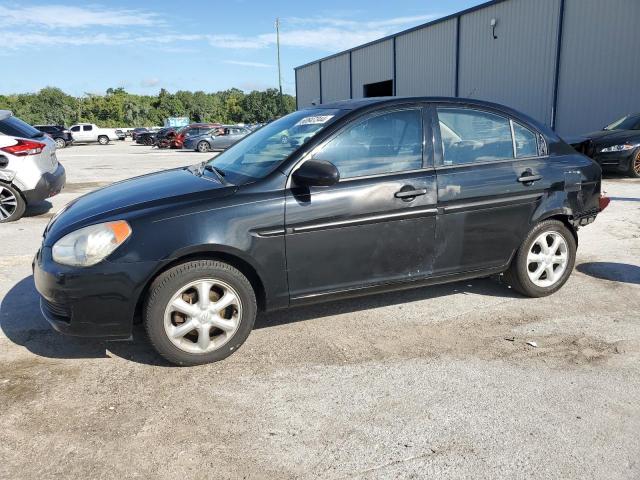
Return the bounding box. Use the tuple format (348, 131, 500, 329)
(275, 17, 284, 115)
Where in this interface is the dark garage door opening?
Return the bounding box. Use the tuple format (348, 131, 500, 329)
(363, 80, 393, 98)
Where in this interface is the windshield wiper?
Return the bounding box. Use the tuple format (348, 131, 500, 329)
(202, 163, 228, 184)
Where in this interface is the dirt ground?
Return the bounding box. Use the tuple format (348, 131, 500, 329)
(1, 141, 639, 479)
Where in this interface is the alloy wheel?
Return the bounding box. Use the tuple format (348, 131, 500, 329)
(634, 151, 640, 177)
(198, 141, 210, 153)
(163, 278, 242, 354)
(0, 185, 18, 220)
(55, 138, 66, 149)
(526, 231, 569, 288)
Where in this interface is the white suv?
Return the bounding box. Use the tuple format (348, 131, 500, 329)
(0, 110, 66, 222)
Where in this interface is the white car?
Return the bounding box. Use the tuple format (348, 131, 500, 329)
(0, 110, 66, 222)
(68, 123, 120, 145)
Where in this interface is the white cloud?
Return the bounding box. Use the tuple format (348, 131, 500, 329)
(224, 60, 274, 68)
(141, 78, 161, 88)
(0, 12, 442, 53)
(0, 4, 161, 28)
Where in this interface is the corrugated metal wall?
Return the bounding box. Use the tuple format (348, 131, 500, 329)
(321, 54, 350, 103)
(458, 0, 560, 125)
(395, 18, 457, 97)
(350, 40, 394, 99)
(555, 0, 640, 136)
(296, 63, 320, 109)
(294, 0, 639, 136)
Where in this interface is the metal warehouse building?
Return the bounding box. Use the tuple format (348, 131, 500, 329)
(294, 0, 640, 137)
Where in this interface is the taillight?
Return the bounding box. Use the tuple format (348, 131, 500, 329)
(0, 139, 46, 156)
(599, 193, 610, 211)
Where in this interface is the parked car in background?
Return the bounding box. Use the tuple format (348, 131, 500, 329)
(34, 125, 74, 149)
(115, 129, 126, 141)
(570, 113, 640, 178)
(131, 128, 149, 141)
(0, 111, 65, 222)
(184, 125, 251, 152)
(68, 123, 120, 145)
(34, 97, 606, 365)
(154, 127, 176, 149)
(172, 123, 221, 149)
(135, 130, 158, 146)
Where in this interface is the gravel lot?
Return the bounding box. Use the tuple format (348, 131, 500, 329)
(1, 141, 639, 479)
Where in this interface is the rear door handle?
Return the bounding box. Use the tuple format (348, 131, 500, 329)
(517, 174, 542, 183)
(395, 188, 427, 199)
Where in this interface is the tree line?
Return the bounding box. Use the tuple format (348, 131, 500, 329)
(0, 87, 297, 128)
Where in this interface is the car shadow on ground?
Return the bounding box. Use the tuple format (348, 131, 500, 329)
(23, 200, 53, 218)
(1, 274, 518, 367)
(577, 262, 640, 285)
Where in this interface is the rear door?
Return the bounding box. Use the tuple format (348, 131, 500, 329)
(285, 105, 438, 300)
(432, 105, 551, 275)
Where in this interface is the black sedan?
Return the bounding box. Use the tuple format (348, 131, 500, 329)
(571, 113, 640, 178)
(34, 97, 606, 366)
(135, 130, 158, 146)
(34, 125, 74, 149)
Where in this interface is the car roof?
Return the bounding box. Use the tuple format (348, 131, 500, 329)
(0, 110, 13, 121)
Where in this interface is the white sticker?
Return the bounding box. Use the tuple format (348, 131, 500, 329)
(295, 115, 334, 126)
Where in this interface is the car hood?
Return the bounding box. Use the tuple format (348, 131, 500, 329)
(44, 166, 236, 245)
(585, 129, 640, 143)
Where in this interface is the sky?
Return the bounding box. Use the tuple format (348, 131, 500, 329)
(0, 0, 481, 97)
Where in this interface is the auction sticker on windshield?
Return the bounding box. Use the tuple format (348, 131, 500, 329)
(295, 115, 334, 126)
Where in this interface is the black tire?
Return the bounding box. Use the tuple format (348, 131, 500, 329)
(0, 183, 26, 223)
(197, 141, 210, 153)
(98, 135, 109, 145)
(54, 138, 66, 149)
(144, 137, 154, 146)
(503, 220, 577, 297)
(144, 260, 257, 366)
(628, 149, 640, 178)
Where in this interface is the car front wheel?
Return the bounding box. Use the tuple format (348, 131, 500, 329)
(504, 220, 576, 297)
(144, 260, 257, 366)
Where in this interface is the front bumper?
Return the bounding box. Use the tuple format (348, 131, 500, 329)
(591, 149, 636, 172)
(22, 163, 66, 204)
(33, 247, 161, 339)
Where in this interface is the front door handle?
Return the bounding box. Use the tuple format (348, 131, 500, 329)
(517, 173, 542, 184)
(395, 188, 427, 199)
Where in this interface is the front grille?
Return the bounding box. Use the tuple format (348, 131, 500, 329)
(41, 297, 71, 323)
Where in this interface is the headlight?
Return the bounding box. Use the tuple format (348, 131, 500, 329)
(600, 143, 639, 153)
(52, 221, 132, 267)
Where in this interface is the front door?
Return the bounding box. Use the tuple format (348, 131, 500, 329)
(285, 106, 438, 300)
(432, 105, 552, 275)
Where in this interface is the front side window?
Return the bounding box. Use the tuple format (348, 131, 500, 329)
(71, 126, 80, 132)
(313, 109, 423, 179)
(437, 108, 513, 165)
(206, 108, 344, 184)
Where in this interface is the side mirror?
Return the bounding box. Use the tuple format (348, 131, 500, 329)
(292, 159, 340, 187)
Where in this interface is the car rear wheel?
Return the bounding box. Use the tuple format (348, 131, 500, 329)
(503, 220, 576, 297)
(98, 135, 109, 145)
(144, 137, 154, 146)
(54, 138, 66, 149)
(0, 183, 26, 223)
(197, 141, 210, 153)
(144, 260, 257, 366)
(628, 149, 640, 178)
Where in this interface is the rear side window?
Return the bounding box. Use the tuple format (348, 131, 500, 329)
(437, 108, 513, 165)
(315, 108, 423, 179)
(0, 115, 41, 139)
(512, 122, 538, 158)
(83, 125, 93, 131)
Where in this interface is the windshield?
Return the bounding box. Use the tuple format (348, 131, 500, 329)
(205, 108, 343, 184)
(604, 114, 640, 131)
